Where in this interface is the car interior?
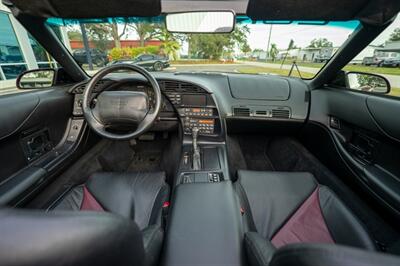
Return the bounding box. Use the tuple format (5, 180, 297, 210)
(1, 0, 400, 266)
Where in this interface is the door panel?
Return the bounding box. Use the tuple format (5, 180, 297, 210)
(366, 97, 400, 140)
(307, 88, 400, 218)
(0, 88, 73, 204)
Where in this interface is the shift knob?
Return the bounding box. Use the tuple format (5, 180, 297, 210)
(192, 127, 199, 152)
(192, 127, 199, 140)
(192, 127, 201, 170)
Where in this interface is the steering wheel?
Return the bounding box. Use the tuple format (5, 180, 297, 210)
(82, 64, 162, 140)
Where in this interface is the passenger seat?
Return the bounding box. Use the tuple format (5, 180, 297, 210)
(235, 170, 375, 265)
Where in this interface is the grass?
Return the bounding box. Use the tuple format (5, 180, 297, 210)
(390, 87, 400, 97)
(171, 60, 236, 65)
(266, 60, 400, 76)
(343, 65, 400, 76)
(236, 66, 315, 78)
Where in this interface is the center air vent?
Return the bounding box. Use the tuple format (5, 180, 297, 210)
(233, 107, 250, 117)
(233, 106, 291, 119)
(159, 80, 205, 93)
(271, 109, 290, 119)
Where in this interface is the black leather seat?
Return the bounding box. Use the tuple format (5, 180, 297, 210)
(235, 170, 375, 266)
(51, 171, 169, 266)
(269, 244, 400, 266)
(0, 209, 146, 266)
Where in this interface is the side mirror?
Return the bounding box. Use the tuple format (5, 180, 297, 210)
(17, 69, 55, 89)
(166, 11, 236, 33)
(346, 72, 390, 94)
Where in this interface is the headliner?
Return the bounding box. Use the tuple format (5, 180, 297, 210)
(3, 0, 400, 25)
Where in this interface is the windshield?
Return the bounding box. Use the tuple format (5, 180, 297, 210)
(47, 17, 359, 78)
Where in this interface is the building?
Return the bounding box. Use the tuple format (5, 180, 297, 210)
(69, 40, 163, 50)
(374, 41, 400, 58)
(276, 47, 339, 62)
(0, 2, 70, 90)
(350, 45, 380, 64)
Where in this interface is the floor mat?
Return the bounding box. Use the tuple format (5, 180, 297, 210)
(127, 137, 168, 172)
(237, 135, 275, 171)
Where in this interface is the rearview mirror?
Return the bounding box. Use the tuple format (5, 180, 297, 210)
(166, 11, 235, 33)
(17, 69, 55, 89)
(346, 72, 390, 94)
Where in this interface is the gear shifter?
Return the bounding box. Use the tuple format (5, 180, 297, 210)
(192, 127, 201, 170)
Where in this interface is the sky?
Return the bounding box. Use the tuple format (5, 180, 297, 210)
(70, 14, 400, 55)
(246, 16, 400, 51)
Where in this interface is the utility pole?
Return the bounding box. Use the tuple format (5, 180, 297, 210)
(266, 24, 273, 62)
(80, 23, 93, 70)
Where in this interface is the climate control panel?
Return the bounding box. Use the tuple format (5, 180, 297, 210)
(178, 107, 214, 117)
(183, 118, 215, 135)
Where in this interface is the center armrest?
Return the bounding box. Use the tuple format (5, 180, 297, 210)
(162, 181, 245, 266)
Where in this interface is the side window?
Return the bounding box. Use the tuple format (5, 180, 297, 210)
(343, 15, 400, 98)
(141, 55, 152, 61)
(0, 8, 59, 95)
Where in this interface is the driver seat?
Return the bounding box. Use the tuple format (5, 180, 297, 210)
(52, 171, 169, 266)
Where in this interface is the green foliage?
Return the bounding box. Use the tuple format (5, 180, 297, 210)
(269, 43, 279, 61)
(161, 41, 180, 60)
(131, 22, 162, 47)
(67, 28, 82, 41)
(307, 38, 333, 48)
(187, 26, 250, 59)
(109, 46, 160, 60)
(389, 28, 400, 42)
(85, 24, 112, 51)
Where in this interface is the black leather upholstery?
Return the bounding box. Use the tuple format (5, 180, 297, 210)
(162, 182, 245, 266)
(54, 171, 169, 229)
(236, 170, 375, 266)
(0, 209, 145, 266)
(244, 232, 276, 266)
(51, 171, 169, 266)
(318, 186, 375, 250)
(236, 171, 317, 238)
(270, 244, 400, 266)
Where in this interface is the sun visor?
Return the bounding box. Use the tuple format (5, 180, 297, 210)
(3, 0, 161, 18)
(246, 0, 400, 26)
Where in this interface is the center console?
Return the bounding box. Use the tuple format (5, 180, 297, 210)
(160, 80, 245, 265)
(162, 181, 245, 266)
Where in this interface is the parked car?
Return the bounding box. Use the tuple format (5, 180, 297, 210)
(381, 57, 400, 67)
(109, 54, 170, 71)
(73, 48, 109, 67)
(362, 56, 384, 66)
(313, 55, 331, 63)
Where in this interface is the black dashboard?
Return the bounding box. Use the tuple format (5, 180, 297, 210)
(69, 72, 310, 138)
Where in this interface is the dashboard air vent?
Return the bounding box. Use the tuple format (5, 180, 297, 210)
(271, 109, 290, 119)
(233, 107, 250, 117)
(160, 80, 204, 93)
(255, 110, 267, 116)
(73, 80, 107, 94)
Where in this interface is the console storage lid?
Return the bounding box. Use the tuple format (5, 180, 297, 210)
(162, 181, 245, 266)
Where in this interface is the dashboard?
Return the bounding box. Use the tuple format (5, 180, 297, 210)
(70, 72, 310, 138)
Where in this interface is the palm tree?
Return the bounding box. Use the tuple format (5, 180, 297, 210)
(156, 25, 181, 59)
(161, 41, 180, 60)
(269, 43, 279, 62)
